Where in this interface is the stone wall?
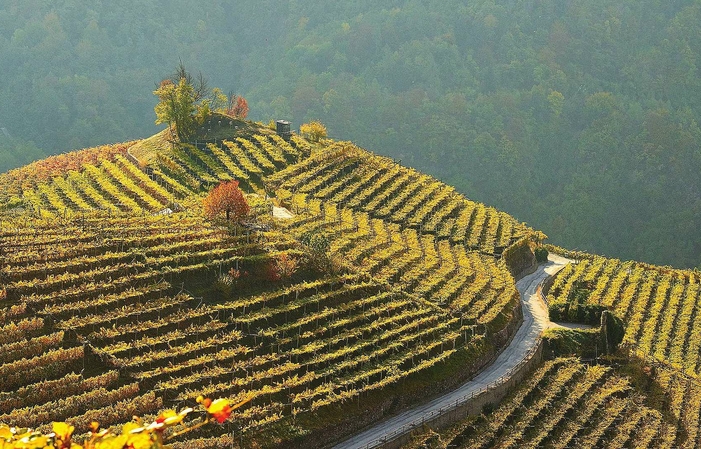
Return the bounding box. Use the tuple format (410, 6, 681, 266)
(379, 340, 545, 449)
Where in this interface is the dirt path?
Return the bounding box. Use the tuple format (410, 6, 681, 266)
(333, 254, 571, 449)
(272, 205, 294, 219)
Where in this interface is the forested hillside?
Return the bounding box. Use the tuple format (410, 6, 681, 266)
(2, 0, 701, 266)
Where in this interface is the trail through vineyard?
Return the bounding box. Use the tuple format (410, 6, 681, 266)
(334, 254, 571, 448)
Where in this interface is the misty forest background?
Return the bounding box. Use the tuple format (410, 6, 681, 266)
(1, 0, 700, 268)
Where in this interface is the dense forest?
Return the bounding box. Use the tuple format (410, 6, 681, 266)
(1, 0, 700, 268)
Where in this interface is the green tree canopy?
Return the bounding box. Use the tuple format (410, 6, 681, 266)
(153, 78, 196, 142)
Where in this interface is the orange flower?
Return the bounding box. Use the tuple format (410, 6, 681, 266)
(207, 399, 232, 423)
(197, 397, 232, 423)
(53, 422, 75, 448)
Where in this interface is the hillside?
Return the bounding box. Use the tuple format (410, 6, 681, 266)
(5, 119, 701, 448)
(406, 357, 701, 448)
(3, 0, 701, 268)
(401, 247, 701, 449)
(0, 121, 537, 448)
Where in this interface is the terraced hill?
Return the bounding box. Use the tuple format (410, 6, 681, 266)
(5, 118, 701, 449)
(0, 121, 536, 447)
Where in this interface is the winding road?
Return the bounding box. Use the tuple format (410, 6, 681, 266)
(333, 254, 571, 449)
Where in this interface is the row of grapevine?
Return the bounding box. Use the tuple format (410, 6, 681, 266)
(0, 213, 215, 243)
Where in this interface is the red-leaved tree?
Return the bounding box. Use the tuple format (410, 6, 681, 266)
(228, 95, 249, 119)
(203, 180, 250, 222)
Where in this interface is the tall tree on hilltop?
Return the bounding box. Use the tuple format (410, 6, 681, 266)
(153, 78, 197, 142)
(171, 61, 210, 102)
(154, 64, 221, 142)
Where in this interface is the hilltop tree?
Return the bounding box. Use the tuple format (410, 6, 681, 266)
(227, 94, 250, 119)
(154, 65, 228, 142)
(154, 78, 197, 142)
(171, 62, 210, 102)
(203, 180, 250, 223)
(300, 120, 327, 142)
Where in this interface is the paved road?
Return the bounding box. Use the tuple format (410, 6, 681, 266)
(333, 254, 570, 449)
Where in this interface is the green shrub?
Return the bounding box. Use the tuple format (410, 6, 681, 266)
(549, 301, 608, 326)
(534, 246, 549, 263)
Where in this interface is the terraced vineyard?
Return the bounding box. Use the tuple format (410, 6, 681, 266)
(0, 215, 263, 433)
(278, 194, 517, 325)
(4, 131, 307, 218)
(407, 357, 701, 449)
(404, 251, 701, 449)
(0, 142, 134, 198)
(0, 122, 535, 447)
(267, 142, 527, 256)
(153, 133, 306, 195)
(545, 253, 701, 376)
(10, 151, 181, 217)
(7, 119, 701, 449)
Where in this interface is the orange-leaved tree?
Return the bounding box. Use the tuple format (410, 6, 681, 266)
(203, 180, 249, 222)
(227, 94, 249, 119)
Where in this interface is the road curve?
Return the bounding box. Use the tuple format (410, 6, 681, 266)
(333, 254, 570, 449)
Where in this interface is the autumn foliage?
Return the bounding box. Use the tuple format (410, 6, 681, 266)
(202, 180, 249, 222)
(0, 142, 133, 196)
(154, 78, 198, 142)
(227, 95, 249, 119)
(300, 120, 327, 142)
(265, 253, 299, 282)
(0, 396, 247, 449)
